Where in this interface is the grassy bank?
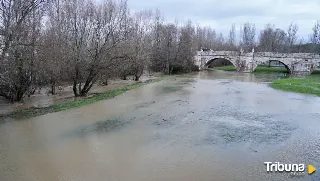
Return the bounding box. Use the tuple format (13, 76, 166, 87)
(271, 78, 320, 96)
(1, 78, 163, 119)
(214, 65, 288, 73)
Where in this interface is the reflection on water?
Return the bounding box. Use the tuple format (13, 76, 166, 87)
(0, 70, 320, 181)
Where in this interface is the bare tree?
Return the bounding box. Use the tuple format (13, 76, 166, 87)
(60, 0, 130, 97)
(149, 9, 164, 72)
(296, 38, 305, 53)
(286, 22, 298, 52)
(310, 20, 320, 53)
(258, 24, 287, 53)
(215, 33, 225, 51)
(150, 14, 197, 74)
(162, 23, 178, 74)
(7, 0, 312, 102)
(0, 0, 46, 101)
(126, 10, 152, 81)
(240, 22, 256, 52)
(194, 26, 217, 50)
(40, 0, 67, 95)
(227, 23, 237, 50)
(175, 20, 197, 72)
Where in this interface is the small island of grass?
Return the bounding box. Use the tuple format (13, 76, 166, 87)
(213, 65, 320, 96)
(271, 78, 320, 96)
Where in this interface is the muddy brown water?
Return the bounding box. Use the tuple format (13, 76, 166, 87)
(1, 70, 320, 181)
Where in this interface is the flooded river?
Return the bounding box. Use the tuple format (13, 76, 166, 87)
(1, 70, 320, 181)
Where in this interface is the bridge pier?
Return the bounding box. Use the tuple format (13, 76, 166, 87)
(290, 62, 316, 75)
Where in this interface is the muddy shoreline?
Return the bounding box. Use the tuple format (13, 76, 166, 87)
(0, 75, 161, 118)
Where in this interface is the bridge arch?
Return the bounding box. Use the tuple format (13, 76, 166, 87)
(256, 59, 291, 73)
(196, 50, 320, 75)
(204, 57, 237, 69)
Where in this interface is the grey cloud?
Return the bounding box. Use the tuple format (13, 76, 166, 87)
(127, 0, 320, 39)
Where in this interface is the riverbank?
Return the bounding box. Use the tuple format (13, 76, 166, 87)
(271, 77, 320, 96)
(0, 78, 163, 119)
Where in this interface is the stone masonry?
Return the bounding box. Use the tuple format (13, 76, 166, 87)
(195, 49, 320, 75)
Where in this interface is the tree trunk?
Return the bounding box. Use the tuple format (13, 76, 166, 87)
(30, 87, 36, 95)
(80, 82, 94, 97)
(79, 73, 96, 97)
(73, 64, 80, 97)
(51, 81, 56, 95)
(73, 80, 79, 97)
(80, 83, 91, 96)
(134, 75, 140, 81)
(14, 87, 25, 102)
(165, 59, 170, 75)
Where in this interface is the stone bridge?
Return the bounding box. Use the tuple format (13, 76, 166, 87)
(195, 50, 320, 75)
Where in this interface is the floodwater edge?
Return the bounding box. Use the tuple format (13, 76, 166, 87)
(215, 66, 320, 96)
(271, 77, 320, 96)
(0, 77, 165, 119)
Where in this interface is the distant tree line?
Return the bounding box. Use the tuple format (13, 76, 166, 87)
(0, 0, 319, 102)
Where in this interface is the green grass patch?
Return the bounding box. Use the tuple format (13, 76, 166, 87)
(214, 65, 288, 73)
(1, 78, 163, 119)
(271, 77, 320, 96)
(254, 66, 288, 73)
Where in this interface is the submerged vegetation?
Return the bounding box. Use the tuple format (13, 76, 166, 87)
(0, 78, 163, 119)
(271, 78, 320, 96)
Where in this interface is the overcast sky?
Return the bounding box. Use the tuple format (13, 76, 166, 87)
(127, 0, 320, 41)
